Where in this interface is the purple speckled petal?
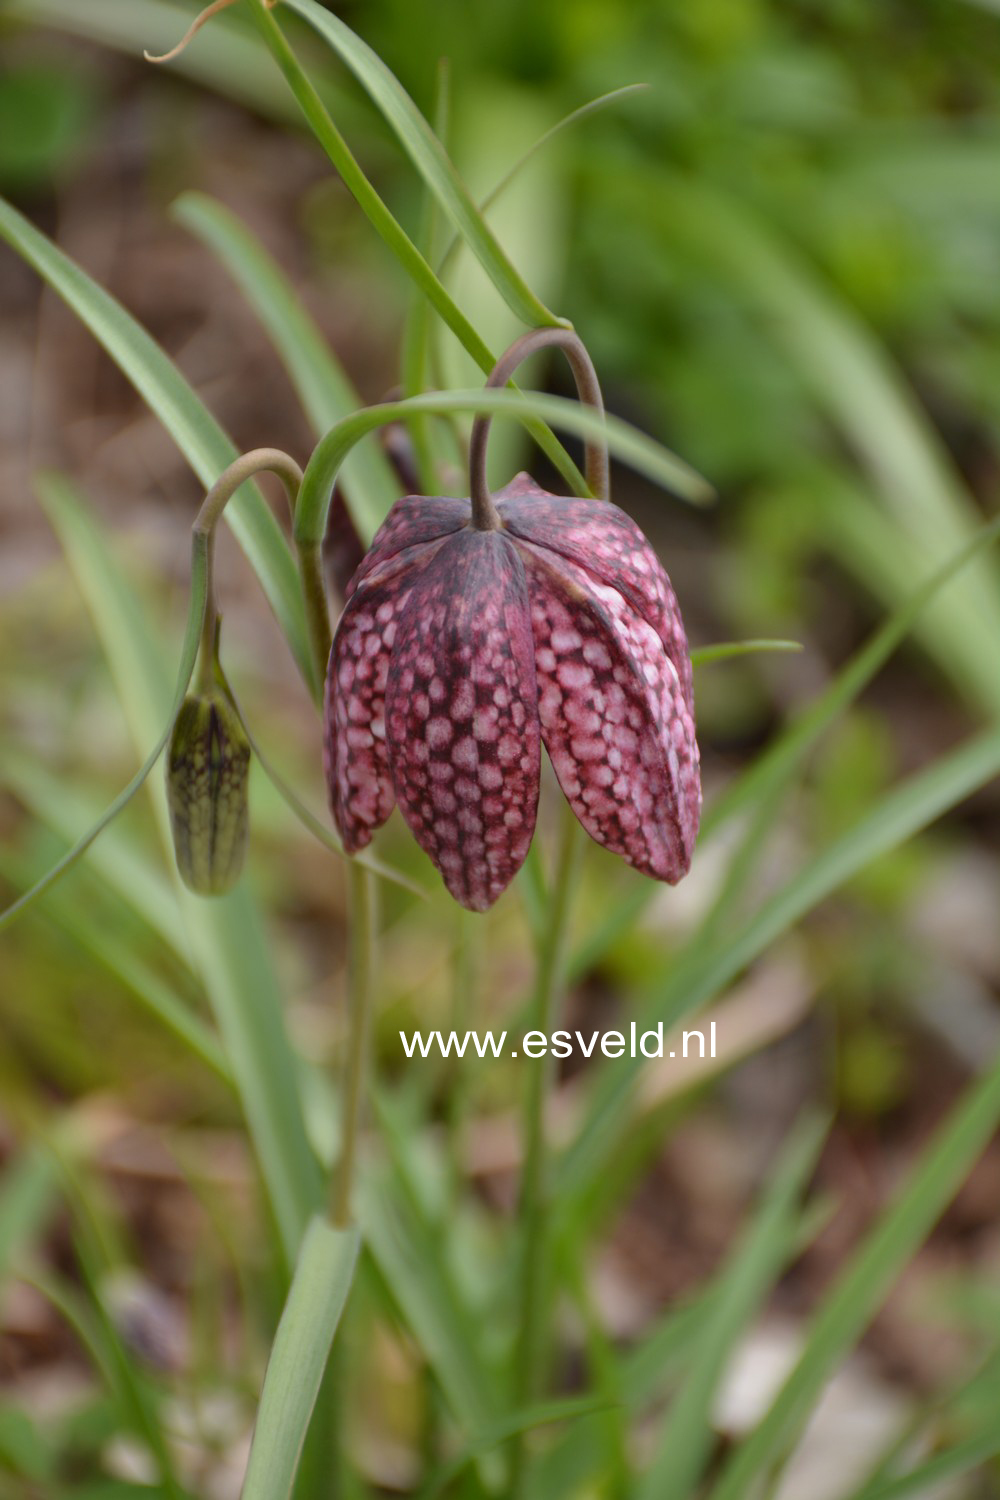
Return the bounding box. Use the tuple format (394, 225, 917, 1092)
(497, 475, 694, 713)
(384, 530, 540, 911)
(347, 493, 470, 597)
(517, 542, 700, 882)
(324, 551, 437, 852)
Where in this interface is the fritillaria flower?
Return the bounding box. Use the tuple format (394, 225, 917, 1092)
(324, 332, 700, 911)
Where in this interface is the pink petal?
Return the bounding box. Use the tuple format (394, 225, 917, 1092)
(384, 530, 540, 911)
(517, 542, 700, 882)
(324, 553, 433, 851)
(497, 475, 694, 713)
(347, 494, 470, 597)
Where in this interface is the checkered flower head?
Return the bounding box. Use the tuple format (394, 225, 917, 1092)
(323, 471, 700, 911)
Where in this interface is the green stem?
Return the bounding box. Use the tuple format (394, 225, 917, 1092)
(331, 857, 375, 1228)
(193, 444, 305, 689)
(298, 538, 334, 688)
(511, 802, 581, 1474)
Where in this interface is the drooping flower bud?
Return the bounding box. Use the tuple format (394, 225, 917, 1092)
(166, 689, 250, 896)
(323, 329, 702, 912)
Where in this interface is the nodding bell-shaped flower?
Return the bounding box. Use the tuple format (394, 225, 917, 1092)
(167, 686, 250, 896)
(324, 331, 700, 911)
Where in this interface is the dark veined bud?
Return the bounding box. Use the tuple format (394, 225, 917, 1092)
(166, 689, 250, 896)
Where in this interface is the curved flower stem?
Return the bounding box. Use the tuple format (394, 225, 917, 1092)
(194, 446, 304, 689)
(469, 326, 609, 529)
(298, 538, 334, 693)
(511, 802, 581, 1471)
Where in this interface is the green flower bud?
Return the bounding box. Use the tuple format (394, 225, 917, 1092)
(166, 690, 250, 896)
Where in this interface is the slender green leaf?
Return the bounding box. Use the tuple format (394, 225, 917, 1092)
(564, 723, 1000, 1201)
(0, 480, 208, 935)
(38, 474, 322, 1267)
(172, 190, 400, 535)
(359, 1173, 500, 1443)
(0, 1146, 60, 1279)
(242, 1216, 360, 1500)
(690, 639, 803, 667)
(639, 1117, 826, 1500)
(0, 195, 313, 687)
(856, 1431, 1000, 1500)
(419, 1396, 611, 1500)
(275, 0, 564, 331)
(295, 388, 711, 547)
(245, 0, 589, 498)
(436, 85, 648, 282)
(0, 751, 190, 956)
(711, 1051, 1000, 1500)
(0, 850, 230, 1082)
(401, 58, 452, 495)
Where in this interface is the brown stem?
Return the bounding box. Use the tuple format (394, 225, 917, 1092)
(468, 328, 609, 529)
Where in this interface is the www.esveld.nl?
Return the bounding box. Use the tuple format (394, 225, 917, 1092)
(399, 1021, 718, 1061)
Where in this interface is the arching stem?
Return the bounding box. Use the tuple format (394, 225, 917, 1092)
(193, 445, 304, 692)
(469, 327, 609, 529)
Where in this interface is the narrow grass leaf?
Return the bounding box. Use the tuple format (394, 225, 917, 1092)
(172, 190, 400, 536)
(0, 196, 313, 686)
(0, 850, 229, 1083)
(38, 475, 322, 1267)
(0, 752, 190, 956)
(690, 639, 803, 667)
(0, 1146, 60, 1281)
(359, 1174, 499, 1442)
(245, 0, 589, 497)
(242, 1216, 359, 1500)
(419, 1396, 611, 1499)
(564, 724, 1000, 1199)
(275, 0, 565, 331)
(436, 85, 648, 282)
(856, 1431, 1000, 1500)
(639, 1116, 827, 1500)
(710, 1052, 1000, 1500)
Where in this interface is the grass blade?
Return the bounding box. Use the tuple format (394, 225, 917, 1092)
(0, 751, 191, 956)
(0, 195, 313, 687)
(419, 1396, 611, 1500)
(38, 474, 323, 1267)
(274, 0, 565, 331)
(710, 1053, 1000, 1500)
(172, 189, 400, 536)
(244, 0, 589, 499)
(563, 723, 1000, 1201)
(436, 85, 648, 283)
(856, 1431, 1000, 1500)
(0, 850, 230, 1083)
(638, 1116, 827, 1500)
(242, 1216, 360, 1500)
(690, 639, 802, 667)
